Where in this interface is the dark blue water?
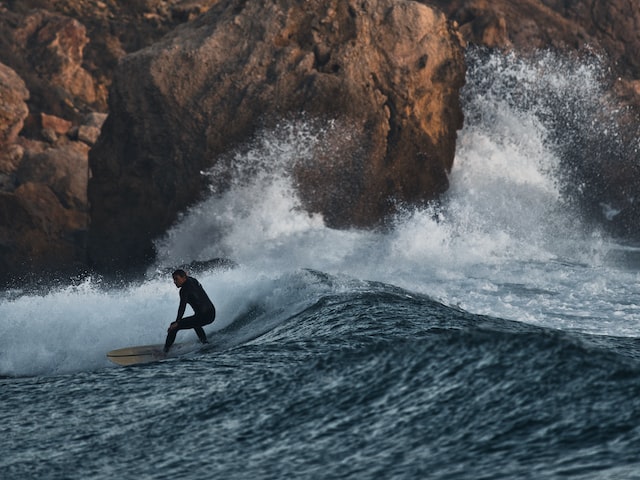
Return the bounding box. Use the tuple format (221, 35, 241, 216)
(3, 278, 640, 479)
(3, 51, 640, 479)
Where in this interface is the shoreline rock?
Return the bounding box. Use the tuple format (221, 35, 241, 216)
(0, 0, 219, 282)
(87, 0, 467, 271)
(0, 0, 640, 281)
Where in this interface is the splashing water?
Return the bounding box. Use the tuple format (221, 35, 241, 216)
(2, 50, 640, 377)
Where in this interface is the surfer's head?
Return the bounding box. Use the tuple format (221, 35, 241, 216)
(172, 269, 188, 287)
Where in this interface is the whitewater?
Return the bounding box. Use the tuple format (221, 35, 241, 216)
(2, 50, 640, 479)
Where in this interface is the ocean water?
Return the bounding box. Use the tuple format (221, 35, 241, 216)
(3, 50, 640, 479)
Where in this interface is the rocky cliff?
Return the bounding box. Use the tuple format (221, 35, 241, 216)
(1, 0, 639, 281)
(87, 0, 466, 270)
(0, 0, 219, 280)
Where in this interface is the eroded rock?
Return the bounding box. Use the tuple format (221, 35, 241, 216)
(87, 0, 466, 270)
(0, 63, 29, 147)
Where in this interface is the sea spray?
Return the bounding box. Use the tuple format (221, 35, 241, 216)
(462, 49, 640, 237)
(152, 49, 639, 335)
(155, 51, 618, 273)
(153, 119, 332, 270)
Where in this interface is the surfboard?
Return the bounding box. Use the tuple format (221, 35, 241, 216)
(106, 342, 199, 366)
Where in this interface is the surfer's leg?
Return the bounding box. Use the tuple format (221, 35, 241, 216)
(194, 326, 208, 344)
(173, 316, 206, 344)
(164, 318, 192, 352)
(164, 329, 178, 352)
(195, 310, 214, 344)
(180, 313, 212, 344)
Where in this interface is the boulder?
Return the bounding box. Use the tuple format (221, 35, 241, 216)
(429, 0, 591, 52)
(0, 62, 29, 147)
(82, 111, 108, 129)
(88, 0, 466, 270)
(0, 181, 88, 277)
(0, 0, 224, 282)
(67, 112, 107, 145)
(0, 140, 90, 281)
(16, 141, 90, 211)
(12, 10, 98, 113)
(40, 113, 73, 136)
(76, 125, 101, 145)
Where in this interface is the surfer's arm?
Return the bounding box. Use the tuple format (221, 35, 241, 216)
(175, 291, 187, 322)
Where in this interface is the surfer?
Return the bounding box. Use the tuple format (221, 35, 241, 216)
(164, 269, 216, 353)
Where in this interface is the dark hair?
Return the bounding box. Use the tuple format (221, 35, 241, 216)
(172, 269, 187, 278)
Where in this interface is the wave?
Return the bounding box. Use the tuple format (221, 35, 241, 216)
(3, 50, 640, 377)
(2, 262, 636, 378)
(206, 279, 640, 480)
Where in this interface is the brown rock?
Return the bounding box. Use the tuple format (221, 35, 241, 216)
(0, 139, 90, 279)
(88, 0, 466, 270)
(16, 141, 90, 210)
(542, 0, 640, 78)
(0, 62, 29, 147)
(0, 144, 24, 176)
(13, 10, 98, 106)
(429, 0, 591, 52)
(40, 113, 73, 136)
(82, 111, 108, 129)
(0, 182, 88, 276)
(430, 0, 640, 78)
(77, 125, 101, 145)
(0, 1, 231, 281)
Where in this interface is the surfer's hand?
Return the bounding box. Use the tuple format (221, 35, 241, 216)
(168, 321, 178, 332)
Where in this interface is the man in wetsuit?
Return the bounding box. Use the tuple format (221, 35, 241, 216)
(164, 269, 216, 353)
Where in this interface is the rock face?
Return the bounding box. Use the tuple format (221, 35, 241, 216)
(430, 0, 590, 51)
(88, 0, 466, 270)
(0, 1, 220, 282)
(2, 0, 640, 280)
(430, 0, 640, 75)
(0, 6, 100, 281)
(2, 8, 100, 124)
(16, 10, 98, 105)
(0, 136, 91, 278)
(542, 0, 640, 78)
(0, 63, 29, 147)
(0, 1, 222, 120)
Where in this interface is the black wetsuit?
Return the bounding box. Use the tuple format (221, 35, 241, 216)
(164, 276, 215, 351)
